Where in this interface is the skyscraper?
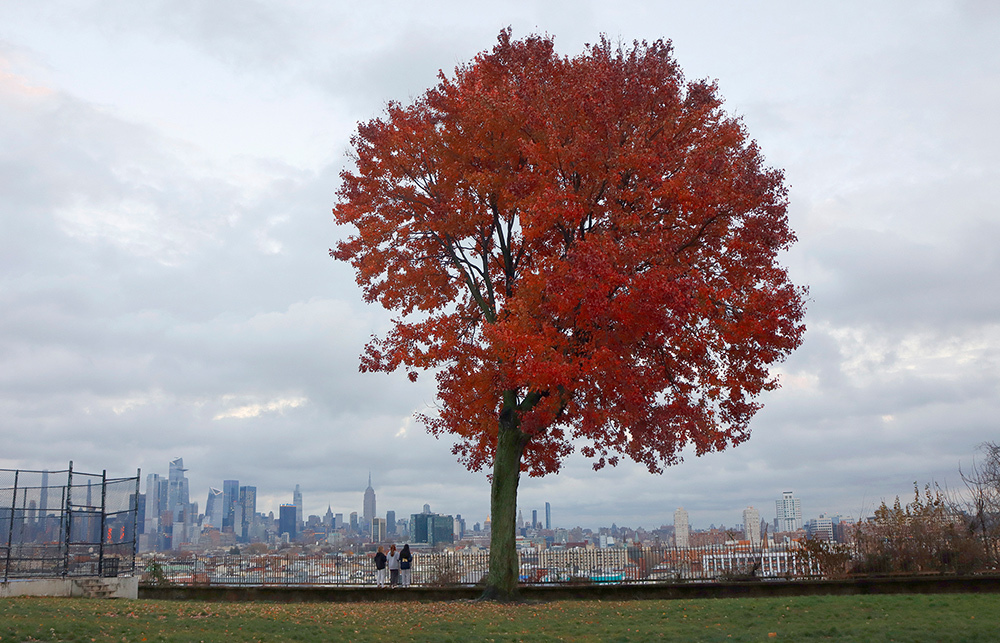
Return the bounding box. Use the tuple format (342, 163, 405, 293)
(775, 491, 802, 532)
(363, 474, 376, 533)
(386, 510, 396, 535)
(222, 480, 239, 531)
(545, 502, 551, 530)
(144, 473, 162, 542)
(39, 469, 49, 516)
(743, 506, 761, 545)
(279, 504, 298, 540)
(674, 507, 689, 548)
(293, 484, 303, 529)
(239, 486, 256, 541)
(372, 517, 386, 543)
(167, 458, 190, 522)
(205, 487, 224, 529)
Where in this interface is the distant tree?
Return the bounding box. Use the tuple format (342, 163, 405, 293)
(960, 441, 1000, 568)
(853, 483, 981, 575)
(332, 30, 806, 600)
(246, 542, 270, 555)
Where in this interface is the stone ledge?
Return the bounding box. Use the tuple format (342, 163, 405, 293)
(138, 575, 1000, 603)
(1, 577, 138, 599)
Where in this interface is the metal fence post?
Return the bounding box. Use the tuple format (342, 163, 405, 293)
(4, 469, 18, 583)
(132, 469, 141, 574)
(98, 470, 107, 577)
(62, 461, 73, 577)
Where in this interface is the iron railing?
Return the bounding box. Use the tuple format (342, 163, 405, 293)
(1, 463, 140, 581)
(139, 542, 823, 587)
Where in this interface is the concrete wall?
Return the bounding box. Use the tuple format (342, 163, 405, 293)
(139, 575, 1000, 603)
(1, 577, 138, 599)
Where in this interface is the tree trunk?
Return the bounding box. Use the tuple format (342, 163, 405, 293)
(481, 398, 528, 601)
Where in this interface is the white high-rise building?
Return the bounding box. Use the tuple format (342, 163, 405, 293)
(743, 506, 761, 545)
(775, 491, 802, 532)
(293, 484, 304, 529)
(674, 507, 690, 548)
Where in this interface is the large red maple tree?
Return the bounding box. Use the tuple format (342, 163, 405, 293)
(332, 31, 806, 600)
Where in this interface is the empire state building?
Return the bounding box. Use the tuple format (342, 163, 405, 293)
(363, 473, 376, 533)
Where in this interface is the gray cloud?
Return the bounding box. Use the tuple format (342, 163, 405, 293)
(1, 1, 998, 530)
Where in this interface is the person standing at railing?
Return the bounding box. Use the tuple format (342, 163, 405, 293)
(387, 543, 401, 587)
(374, 546, 388, 588)
(399, 544, 413, 587)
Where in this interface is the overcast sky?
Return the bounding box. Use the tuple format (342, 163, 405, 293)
(2, 1, 997, 532)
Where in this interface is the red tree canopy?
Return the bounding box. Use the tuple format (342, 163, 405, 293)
(333, 31, 806, 477)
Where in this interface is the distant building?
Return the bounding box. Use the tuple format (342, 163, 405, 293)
(386, 510, 396, 535)
(545, 502, 552, 530)
(674, 508, 690, 548)
(372, 517, 387, 543)
(776, 491, 802, 532)
(167, 458, 190, 523)
(293, 484, 303, 530)
(832, 515, 855, 543)
(205, 487, 224, 529)
(239, 486, 256, 542)
(143, 473, 163, 546)
(363, 475, 376, 534)
(167, 458, 197, 546)
(222, 480, 239, 531)
(806, 514, 834, 541)
(743, 506, 761, 545)
(410, 512, 455, 545)
(279, 504, 298, 540)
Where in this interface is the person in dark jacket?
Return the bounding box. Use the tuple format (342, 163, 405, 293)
(373, 545, 387, 588)
(399, 544, 413, 587)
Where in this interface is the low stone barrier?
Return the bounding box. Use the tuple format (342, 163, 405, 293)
(1, 576, 138, 599)
(139, 575, 1000, 603)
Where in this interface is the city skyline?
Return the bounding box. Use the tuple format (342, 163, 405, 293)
(2, 3, 997, 532)
(141, 458, 841, 534)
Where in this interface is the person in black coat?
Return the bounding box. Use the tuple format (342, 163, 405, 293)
(373, 545, 387, 588)
(399, 544, 413, 587)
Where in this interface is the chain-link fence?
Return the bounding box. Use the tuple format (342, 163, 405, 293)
(1, 463, 140, 581)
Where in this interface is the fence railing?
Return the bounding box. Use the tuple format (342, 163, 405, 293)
(139, 542, 827, 588)
(1, 463, 140, 581)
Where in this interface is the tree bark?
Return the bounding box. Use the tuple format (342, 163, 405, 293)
(481, 394, 529, 601)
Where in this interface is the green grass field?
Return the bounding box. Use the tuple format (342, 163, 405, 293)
(2, 594, 998, 642)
